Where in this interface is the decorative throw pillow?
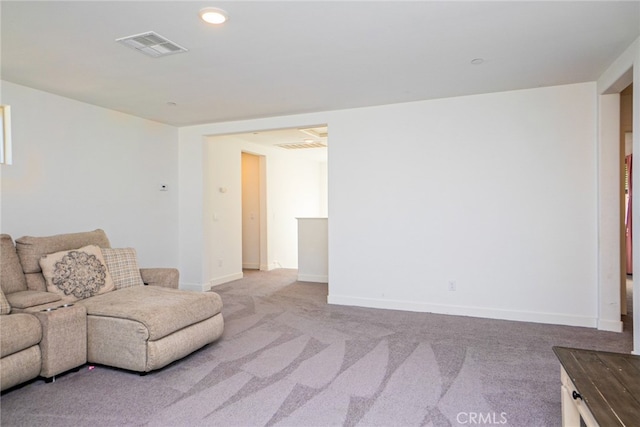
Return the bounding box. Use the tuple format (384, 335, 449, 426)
(39, 245, 115, 302)
(0, 288, 11, 315)
(101, 248, 144, 289)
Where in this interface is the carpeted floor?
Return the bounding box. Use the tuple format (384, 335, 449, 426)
(0, 269, 634, 426)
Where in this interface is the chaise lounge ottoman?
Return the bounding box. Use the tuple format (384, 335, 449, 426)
(76, 285, 223, 372)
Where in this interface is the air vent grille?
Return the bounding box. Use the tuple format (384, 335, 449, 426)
(276, 142, 327, 150)
(116, 31, 188, 57)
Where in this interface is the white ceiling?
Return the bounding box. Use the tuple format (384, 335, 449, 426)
(1, 1, 639, 127)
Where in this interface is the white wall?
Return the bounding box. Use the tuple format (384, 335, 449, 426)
(266, 146, 328, 267)
(180, 82, 601, 327)
(328, 83, 598, 327)
(0, 81, 179, 268)
(596, 92, 622, 332)
(202, 135, 327, 288)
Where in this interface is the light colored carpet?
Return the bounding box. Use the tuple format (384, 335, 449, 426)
(0, 269, 633, 426)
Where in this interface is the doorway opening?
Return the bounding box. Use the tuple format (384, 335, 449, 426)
(242, 152, 266, 270)
(621, 84, 634, 330)
(208, 125, 328, 283)
(598, 65, 634, 344)
(238, 126, 327, 273)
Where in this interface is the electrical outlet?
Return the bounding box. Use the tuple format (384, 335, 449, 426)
(448, 281, 456, 291)
(218, 259, 223, 267)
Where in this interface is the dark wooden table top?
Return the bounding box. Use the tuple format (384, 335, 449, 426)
(553, 346, 640, 426)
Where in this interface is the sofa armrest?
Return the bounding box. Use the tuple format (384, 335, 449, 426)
(34, 305, 87, 378)
(139, 268, 179, 289)
(6, 290, 62, 310)
(0, 313, 42, 358)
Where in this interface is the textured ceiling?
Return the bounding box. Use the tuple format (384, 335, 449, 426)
(1, 1, 639, 126)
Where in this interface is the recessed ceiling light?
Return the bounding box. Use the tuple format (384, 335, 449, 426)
(470, 58, 485, 65)
(199, 7, 228, 25)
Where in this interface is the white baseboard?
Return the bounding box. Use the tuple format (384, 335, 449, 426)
(243, 263, 260, 270)
(327, 295, 598, 328)
(179, 282, 208, 292)
(297, 274, 328, 283)
(179, 272, 244, 292)
(597, 319, 623, 332)
(209, 272, 244, 288)
(263, 262, 282, 271)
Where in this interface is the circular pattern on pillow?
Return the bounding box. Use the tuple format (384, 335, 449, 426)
(40, 245, 115, 302)
(51, 250, 107, 299)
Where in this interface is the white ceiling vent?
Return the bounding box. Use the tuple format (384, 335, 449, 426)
(116, 31, 188, 58)
(276, 141, 327, 150)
